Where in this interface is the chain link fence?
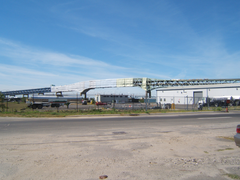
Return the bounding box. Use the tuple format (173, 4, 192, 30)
(156, 96, 240, 110)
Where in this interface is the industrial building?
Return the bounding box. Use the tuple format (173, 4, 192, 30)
(95, 94, 129, 104)
(2, 78, 240, 108)
(156, 83, 240, 106)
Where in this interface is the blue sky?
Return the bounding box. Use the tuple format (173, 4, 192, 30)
(0, 0, 240, 95)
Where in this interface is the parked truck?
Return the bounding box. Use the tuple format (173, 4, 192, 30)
(26, 96, 69, 109)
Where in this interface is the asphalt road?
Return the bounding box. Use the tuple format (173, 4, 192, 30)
(0, 111, 239, 136)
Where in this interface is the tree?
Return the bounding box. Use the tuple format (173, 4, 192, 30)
(22, 96, 27, 103)
(0, 92, 6, 112)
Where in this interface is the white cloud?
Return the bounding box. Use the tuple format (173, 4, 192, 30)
(0, 38, 125, 69)
(0, 38, 140, 90)
(0, 64, 57, 77)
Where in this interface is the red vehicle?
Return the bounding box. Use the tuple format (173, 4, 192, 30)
(234, 124, 240, 147)
(95, 102, 107, 105)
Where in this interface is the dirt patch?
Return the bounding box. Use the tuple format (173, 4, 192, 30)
(0, 121, 239, 180)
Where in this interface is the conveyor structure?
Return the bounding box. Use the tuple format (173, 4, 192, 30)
(51, 78, 240, 98)
(1, 87, 51, 96)
(1, 78, 240, 98)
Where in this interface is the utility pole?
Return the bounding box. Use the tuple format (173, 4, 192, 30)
(207, 89, 209, 110)
(6, 95, 8, 112)
(77, 92, 78, 112)
(32, 93, 34, 111)
(145, 91, 148, 111)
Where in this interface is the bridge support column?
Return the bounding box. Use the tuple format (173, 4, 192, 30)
(145, 90, 152, 111)
(145, 90, 151, 98)
(80, 88, 94, 100)
(148, 90, 151, 98)
(82, 93, 87, 100)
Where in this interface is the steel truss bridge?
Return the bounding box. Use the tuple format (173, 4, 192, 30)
(1, 78, 240, 98)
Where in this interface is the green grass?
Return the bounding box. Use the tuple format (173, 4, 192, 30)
(1, 102, 240, 117)
(217, 136, 235, 141)
(217, 148, 234, 151)
(1, 102, 28, 111)
(225, 174, 240, 179)
(0, 107, 204, 118)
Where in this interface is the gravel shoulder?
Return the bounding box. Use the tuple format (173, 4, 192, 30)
(0, 114, 239, 180)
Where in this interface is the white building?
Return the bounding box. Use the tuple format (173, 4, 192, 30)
(156, 83, 240, 105)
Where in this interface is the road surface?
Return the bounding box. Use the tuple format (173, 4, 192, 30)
(0, 112, 240, 180)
